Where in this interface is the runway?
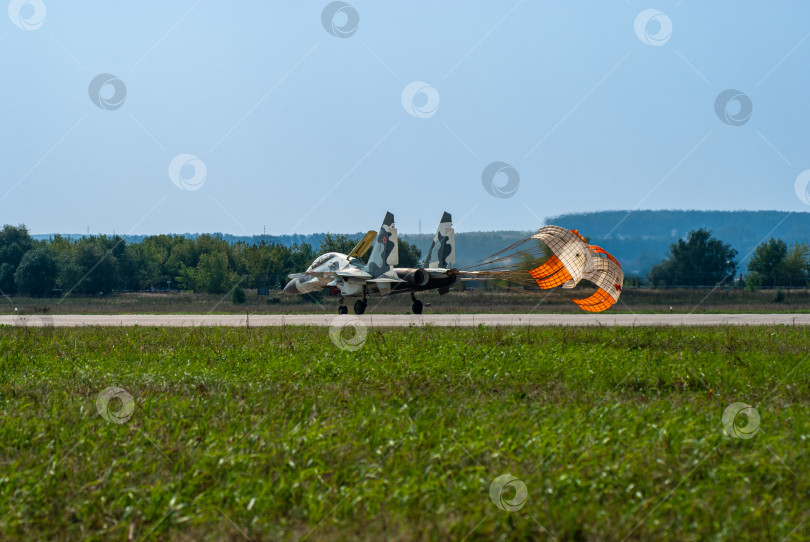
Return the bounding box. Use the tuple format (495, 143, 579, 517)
(2, 313, 810, 327)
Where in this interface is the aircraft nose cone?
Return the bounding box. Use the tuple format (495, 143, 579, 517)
(282, 278, 301, 295)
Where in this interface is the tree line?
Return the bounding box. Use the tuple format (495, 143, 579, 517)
(649, 229, 810, 288)
(2, 223, 807, 297)
(0, 226, 424, 298)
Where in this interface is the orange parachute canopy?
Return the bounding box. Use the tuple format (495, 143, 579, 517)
(463, 225, 623, 312)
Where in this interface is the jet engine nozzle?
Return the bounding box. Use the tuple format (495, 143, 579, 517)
(395, 268, 430, 287)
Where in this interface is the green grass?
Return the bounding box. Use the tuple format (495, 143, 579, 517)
(1, 326, 808, 540)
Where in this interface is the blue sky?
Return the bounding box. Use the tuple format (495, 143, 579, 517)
(1, 1, 809, 235)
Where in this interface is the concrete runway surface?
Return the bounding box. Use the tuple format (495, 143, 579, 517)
(2, 313, 809, 327)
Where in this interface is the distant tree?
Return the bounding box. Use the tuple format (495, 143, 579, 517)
(748, 239, 809, 287)
(649, 229, 737, 286)
(748, 238, 787, 287)
(399, 239, 422, 268)
(14, 248, 57, 296)
(0, 263, 15, 295)
(126, 240, 167, 290)
(0, 224, 34, 294)
(195, 252, 230, 294)
(783, 243, 810, 287)
(175, 264, 197, 291)
(168, 237, 200, 273)
(71, 237, 121, 294)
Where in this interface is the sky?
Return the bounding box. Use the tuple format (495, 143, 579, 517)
(1, 1, 809, 236)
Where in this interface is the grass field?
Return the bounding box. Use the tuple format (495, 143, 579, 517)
(3, 286, 810, 315)
(1, 325, 808, 540)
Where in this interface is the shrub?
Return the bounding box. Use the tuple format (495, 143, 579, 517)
(744, 272, 760, 292)
(231, 286, 246, 304)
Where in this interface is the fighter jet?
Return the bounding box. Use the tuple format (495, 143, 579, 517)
(282, 211, 458, 314)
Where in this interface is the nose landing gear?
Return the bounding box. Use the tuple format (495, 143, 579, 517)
(338, 295, 348, 315)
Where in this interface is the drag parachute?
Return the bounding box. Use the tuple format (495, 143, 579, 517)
(463, 225, 623, 312)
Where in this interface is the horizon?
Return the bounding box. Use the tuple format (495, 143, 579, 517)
(15, 208, 810, 238)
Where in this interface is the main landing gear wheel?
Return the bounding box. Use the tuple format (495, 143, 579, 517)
(353, 299, 367, 315)
(337, 295, 349, 315)
(411, 293, 423, 315)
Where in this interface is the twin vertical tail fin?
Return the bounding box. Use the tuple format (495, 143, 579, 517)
(347, 230, 376, 260)
(367, 211, 398, 277)
(366, 211, 454, 276)
(424, 212, 455, 268)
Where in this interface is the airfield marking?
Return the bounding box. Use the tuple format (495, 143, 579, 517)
(2, 314, 809, 327)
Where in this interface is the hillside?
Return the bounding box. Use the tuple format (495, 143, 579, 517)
(550, 210, 810, 275)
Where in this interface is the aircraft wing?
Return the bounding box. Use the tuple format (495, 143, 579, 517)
(307, 271, 337, 278)
(336, 268, 374, 280)
(367, 276, 406, 284)
(426, 268, 454, 279)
